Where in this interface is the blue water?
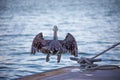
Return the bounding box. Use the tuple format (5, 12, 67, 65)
(0, 0, 120, 79)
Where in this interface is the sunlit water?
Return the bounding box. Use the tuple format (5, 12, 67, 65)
(0, 0, 120, 79)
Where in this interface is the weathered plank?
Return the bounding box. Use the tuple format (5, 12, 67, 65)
(18, 66, 120, 80)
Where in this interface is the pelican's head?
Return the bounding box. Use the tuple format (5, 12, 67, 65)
(53, 25, 58, 32)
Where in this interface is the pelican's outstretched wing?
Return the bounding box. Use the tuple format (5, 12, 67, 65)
(31, 33, 51, 54)
(63, 33, 78, 57)
(31, 33, 44, 54)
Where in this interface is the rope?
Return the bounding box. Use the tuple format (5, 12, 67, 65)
(70, 41, 120, 70)
(85, 65, 120, 70)
(92, 42, 120, 59)
(70, 57, 120, 70)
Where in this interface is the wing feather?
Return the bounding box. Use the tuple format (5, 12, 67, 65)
(63, 33, 78, 57)
(31, 33, 45, 54)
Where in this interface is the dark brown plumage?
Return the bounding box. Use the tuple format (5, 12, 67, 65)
(31, 25, 78, 63)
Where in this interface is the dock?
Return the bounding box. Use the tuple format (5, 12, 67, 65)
(18, 66, 120, 80)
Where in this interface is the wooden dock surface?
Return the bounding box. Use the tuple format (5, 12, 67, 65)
(18, 66, 120, 80)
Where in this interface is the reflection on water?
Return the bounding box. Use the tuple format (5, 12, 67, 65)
(0, 0, 120, 79)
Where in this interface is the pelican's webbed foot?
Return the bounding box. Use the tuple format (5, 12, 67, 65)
(57, 53, 61, 63)
(46, 54, 50, 62)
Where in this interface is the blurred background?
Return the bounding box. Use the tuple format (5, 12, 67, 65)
(0, 0, 120, 79)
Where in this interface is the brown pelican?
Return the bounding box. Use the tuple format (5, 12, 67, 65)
(31, 25, 78, 63)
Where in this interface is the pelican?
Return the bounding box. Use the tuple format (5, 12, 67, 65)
(31, 25, 78, 63)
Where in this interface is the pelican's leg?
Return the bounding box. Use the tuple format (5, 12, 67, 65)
(57, 53, 61, 63)
(46, 53, 50, 62)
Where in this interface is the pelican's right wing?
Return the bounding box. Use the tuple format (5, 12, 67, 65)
(31, 33, 50, 54)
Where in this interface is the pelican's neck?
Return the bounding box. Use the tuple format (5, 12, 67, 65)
(54, 30, 58, 40)
(53, 26, 58, 40)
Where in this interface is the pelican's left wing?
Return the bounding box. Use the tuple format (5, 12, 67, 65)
(62, 33, 78, 57)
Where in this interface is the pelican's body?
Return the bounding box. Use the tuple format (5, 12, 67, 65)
(31, 26, 78, 63)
